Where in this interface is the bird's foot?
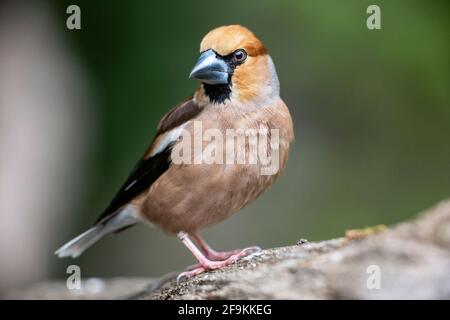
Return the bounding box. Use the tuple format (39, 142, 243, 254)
(204, 245, 261, 261)
(183, 246, 260, 270)
(177, 246, 260, 283)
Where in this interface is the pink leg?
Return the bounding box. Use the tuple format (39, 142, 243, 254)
(177, 232, 260, 282)
(192, 234, 261, 261)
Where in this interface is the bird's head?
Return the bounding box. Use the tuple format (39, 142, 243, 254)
(190, 25, 280, 105)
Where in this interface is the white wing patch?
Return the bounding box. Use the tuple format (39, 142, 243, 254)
(122, 124, 187, 193)
(149, 124, 186, 157)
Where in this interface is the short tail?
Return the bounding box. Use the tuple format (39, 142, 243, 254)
(55, 206, 139, 258)
(55, 226, 107, 258)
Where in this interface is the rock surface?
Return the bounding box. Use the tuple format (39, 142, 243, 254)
(6, 199, 450, 299)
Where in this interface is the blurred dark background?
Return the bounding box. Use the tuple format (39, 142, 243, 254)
(0, 0, 448, 291)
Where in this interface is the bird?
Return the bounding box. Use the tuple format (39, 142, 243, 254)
(55, 25, 294, 280)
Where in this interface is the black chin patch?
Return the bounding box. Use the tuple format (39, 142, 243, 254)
(203, 83, 232, 104)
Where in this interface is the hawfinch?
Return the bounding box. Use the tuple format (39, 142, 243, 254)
(56, 25, 294, 280)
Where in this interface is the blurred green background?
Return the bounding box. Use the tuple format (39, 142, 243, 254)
(0, 0, 448, 288)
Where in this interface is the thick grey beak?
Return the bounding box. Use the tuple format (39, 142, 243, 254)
(189, 50, 229, 85)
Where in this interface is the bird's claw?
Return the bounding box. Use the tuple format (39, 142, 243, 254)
(177, 245, 261, 284)
(242, 245, 262, 255)
(177, 267, 205, 284)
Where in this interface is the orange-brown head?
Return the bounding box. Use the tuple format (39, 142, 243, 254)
(190, 25, 279, 105)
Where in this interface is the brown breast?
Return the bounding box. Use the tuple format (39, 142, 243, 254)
(136, 98, 294, 233)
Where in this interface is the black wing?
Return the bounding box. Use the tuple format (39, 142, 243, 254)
(95, 145, 173, 224)
(94, 98, 203, 226)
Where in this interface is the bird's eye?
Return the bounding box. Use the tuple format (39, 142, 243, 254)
(232, 49, 247, 63)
